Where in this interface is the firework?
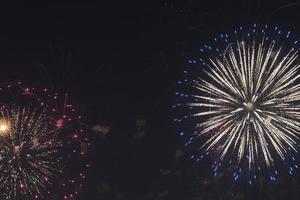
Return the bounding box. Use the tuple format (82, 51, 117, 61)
(0, 82, 89, 199)
(176, 25, 300, 181)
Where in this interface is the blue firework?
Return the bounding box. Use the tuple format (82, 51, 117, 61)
(175, 24, 300, 182)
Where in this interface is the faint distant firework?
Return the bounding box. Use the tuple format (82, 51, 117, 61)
(0, 82, 90, 199)
(175, 24, 300, 183)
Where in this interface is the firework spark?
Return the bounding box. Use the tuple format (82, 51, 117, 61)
(176, 25, 300, 178)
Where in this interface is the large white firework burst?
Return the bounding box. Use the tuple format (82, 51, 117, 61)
(176, 25, 300, 178)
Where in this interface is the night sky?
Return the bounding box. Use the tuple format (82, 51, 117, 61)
(1, 0, 300, 199)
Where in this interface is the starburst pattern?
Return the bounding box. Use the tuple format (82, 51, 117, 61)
(0, 107, 61, 199)
(175, 25, 300, 180)
(0, 82, 90, 199)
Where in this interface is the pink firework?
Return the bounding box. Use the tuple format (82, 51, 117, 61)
(0, 81, 90, 200)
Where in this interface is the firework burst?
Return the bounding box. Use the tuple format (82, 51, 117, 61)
(175, 25, 300, 181)
(0, 82, 89, 199)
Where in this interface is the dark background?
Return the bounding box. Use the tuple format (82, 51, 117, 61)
(1, 0, 300, 199)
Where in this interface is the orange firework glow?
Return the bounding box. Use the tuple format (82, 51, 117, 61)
(0, 119, 10, 136)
